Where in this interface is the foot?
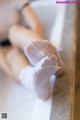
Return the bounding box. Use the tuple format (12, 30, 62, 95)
(33, 54, 60, 100)
(25, 40, 65, 76)
(20, 54, 60, 100)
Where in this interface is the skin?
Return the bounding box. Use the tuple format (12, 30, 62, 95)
(0, 0, 64, 100)
(0, 0, 44, 40)
(0, 0, 44, 81)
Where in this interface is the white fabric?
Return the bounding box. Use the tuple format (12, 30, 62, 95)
(25, 41, 44, 66)
(25, 40, 63, 67)
(21, 39, 64, 100)
(20, 54, 60, 100)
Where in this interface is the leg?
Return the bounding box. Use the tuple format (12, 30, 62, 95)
(5, 46, 30, 82)
(8, 24, 42, 50)
(0, 46, 30, 82)
(0, 47, 13, 77)
(21, 5, 44, 37)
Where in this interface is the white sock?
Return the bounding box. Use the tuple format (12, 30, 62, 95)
(20, 54, 60, 100)
(24, 41, 44, 66)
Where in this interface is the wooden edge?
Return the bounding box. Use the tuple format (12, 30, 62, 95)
(69, 5, 78, 120)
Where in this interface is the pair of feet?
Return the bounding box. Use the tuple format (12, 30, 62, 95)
(20, 40, 64, 100)
(20, 53, 60, 100)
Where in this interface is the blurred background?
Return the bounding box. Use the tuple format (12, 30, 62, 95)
(0, 0, 79, 120)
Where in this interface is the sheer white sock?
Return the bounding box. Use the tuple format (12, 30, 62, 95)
(20, 54, 60, 100)
(25, 40, 64, 75)
(24, 40, 44, 66)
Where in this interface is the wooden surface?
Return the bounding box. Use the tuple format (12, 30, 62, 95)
(74, 5, 80, 120)
(50, 5, 75, 120)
